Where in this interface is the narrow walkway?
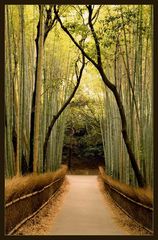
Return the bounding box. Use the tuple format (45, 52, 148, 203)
(48, 175, 126, 235)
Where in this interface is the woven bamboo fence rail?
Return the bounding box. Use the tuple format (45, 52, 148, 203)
(99, 166, 153, 233)
(5, 177, 64, 235)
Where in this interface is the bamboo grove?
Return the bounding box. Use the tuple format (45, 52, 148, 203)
(5, 5, 153, 188)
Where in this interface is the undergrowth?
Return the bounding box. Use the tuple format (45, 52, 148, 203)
(5, 165, 67, 204)
(99, 166, 153, 208)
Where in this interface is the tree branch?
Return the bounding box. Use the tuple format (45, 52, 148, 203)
(54, 5, 116, 97)
(44, 5, 57, 42)
(54, 5, 98, 69)
(91, 5, 102, 25)
(43, 53, 85, 171)
(86, 5, 102, 66)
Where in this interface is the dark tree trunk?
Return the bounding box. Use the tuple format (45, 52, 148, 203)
(12, 125, 17, 168)
(22, 153, 28, 175)
(43, 55, 85, 172)
(28, 21, 39, 173)
(97, 66, 147, 188)
(28, 6, 56, 173)
(98, 67, 147, 188)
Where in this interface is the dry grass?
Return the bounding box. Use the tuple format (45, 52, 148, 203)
(98, 176, 151, 235)
(99, 166, 153, 208)
(13, 178, 70, 235)
(5, 165, 68, 204)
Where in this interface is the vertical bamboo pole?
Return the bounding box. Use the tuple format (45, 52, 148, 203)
(33, 5, 44, 173)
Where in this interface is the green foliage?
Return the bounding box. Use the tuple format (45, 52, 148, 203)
(82, 144, 104, 158)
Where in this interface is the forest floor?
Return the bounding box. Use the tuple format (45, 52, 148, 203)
(13, 173, 151, 236)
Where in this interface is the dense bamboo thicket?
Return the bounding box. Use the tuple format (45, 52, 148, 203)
(5, 5, 153, 189)
(5, 5, 80, 177)
(99, 5, 153, 187)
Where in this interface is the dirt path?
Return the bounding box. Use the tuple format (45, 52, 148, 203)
(48, 175, 126, 235)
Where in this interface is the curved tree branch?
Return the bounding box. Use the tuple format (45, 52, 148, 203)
(54, 5, 98, 69)
(86, 5, 102, 66)
(44, 5, 57, 42)
(43, 54, 85, 172)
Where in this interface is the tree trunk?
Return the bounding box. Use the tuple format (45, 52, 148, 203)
(5, 6, 14, 177)
(33, 5, 44, 173)
(28, 20, 40, 172)
(43, 55, 85, 171)
(29, 5, 56, 172)
(99, 67, 146, 187)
